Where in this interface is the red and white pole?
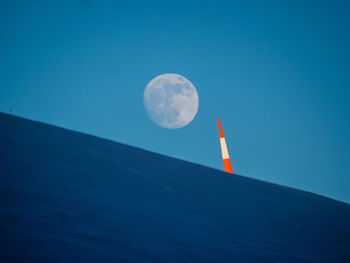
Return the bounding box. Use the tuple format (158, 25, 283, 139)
(217, 116, 234, 174)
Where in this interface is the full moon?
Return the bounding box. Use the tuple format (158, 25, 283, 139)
(143, 73, 199, 129)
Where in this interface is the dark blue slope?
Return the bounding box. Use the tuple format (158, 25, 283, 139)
(0, 113, 349, 263)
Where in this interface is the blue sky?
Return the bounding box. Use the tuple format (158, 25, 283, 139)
(1, 0, 349, 203)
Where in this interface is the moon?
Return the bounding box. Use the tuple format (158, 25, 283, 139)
(143, 73, 199, 129)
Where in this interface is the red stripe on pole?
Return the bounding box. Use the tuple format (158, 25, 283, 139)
(223, 158, 234, 174)
(217, 116, 225, 138)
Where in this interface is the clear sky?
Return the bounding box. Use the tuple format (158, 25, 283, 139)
(1, 1, 349, 203)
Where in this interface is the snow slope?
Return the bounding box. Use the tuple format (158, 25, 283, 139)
(0, 113, 349, 262)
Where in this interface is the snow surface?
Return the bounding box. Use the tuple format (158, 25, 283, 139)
(0, 113, 349, 262)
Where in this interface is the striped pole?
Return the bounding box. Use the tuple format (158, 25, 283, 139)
(217, 116, 234, 174)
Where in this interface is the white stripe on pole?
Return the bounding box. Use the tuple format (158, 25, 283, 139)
(220, 138, 230, 159)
